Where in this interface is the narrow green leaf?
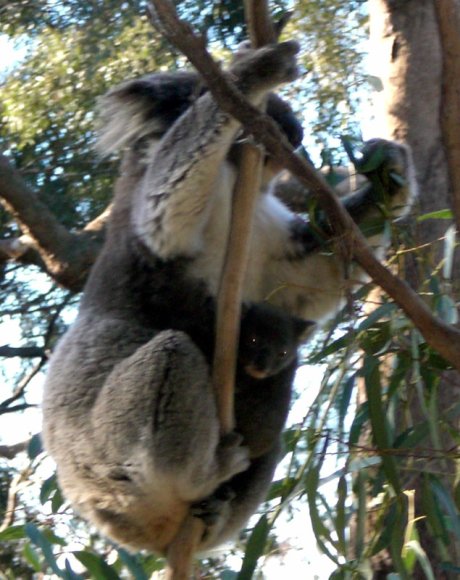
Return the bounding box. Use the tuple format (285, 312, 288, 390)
(417, 209, 453, 222)
(358, 302, 396, 331)
(430, 477, 460, 539)
(366, 74, 384, 92)
(64, 558, 84, 580)
(117, 548, 148, 580)
(363, 355, 401, 494)
(403, 541, 435, 580)
(370, 501, 397, 556)
(338, 374, 356, 428)
(43, 527, 67, 547)
(237, 515, 270, 580)
(349, 402, 369, 447)
(23, 542, 42, 572)
(308, 335, 349, 363)
(51, 485, 65, 513)
(389, 503, 410, 579)
(356, 145, 387, 174)
(73, 551, 121, 580)
(335, 476, 347, 554)
(354, 471, 366, 558)
(422, 475, 450, 545)
(25, 523, 62, 577)
(436, 295, 458, 324)
(305, 462, 339, 563)
(40, 473, 58, 505)
(28, 433, 43, 459)
(0, 524, 26, 540)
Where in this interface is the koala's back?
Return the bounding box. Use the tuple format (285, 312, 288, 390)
(42, 313, 205, 555)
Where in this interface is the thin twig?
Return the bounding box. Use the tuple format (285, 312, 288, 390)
(211, 0, 280, 435)
(0, 473, 23, 532)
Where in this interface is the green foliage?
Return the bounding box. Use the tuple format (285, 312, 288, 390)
(1, 1, 459, 579)
(290, 0, 368, 147)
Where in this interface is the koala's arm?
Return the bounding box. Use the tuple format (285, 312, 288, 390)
(130, 41, 299, 260)
(276, 139, 417, 256)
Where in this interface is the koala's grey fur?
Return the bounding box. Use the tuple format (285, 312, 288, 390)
(42, 41, 417, 555)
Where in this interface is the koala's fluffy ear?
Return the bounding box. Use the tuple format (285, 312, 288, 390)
(294, 318, 316, 342)
(96, 71, 204, 155)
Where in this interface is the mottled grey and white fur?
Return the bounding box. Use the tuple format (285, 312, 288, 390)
(42, 41, 416, 555)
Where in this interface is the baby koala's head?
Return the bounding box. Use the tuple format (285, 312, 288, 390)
(238, 302, 314, 380)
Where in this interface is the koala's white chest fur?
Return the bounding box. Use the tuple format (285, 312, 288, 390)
(187, 185, 352, 322)
(185, 171, 294, 304)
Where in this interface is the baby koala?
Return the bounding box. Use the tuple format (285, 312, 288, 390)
(238, 302, 314, 380)
(192, 302, 314, 537)
(231, 302, 314, 461)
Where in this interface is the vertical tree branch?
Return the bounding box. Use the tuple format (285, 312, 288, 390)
(211, 0, 276, 434)
(148, 1, 280, 576)
(434, 0, 460, 232)
(0, 473, 23, 532)
(212, 147, 263, 433)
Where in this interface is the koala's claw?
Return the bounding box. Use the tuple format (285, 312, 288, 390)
(232, 40, 300, 91)
(191, 484, 235, 527)
(191, 484, 235, 532)
(216, 432, 250, 482)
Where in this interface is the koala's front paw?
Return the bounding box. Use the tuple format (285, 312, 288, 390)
(233, 41, 300, 93)
(191, 484, 235, 544)
(191, 484, 235, 528)
(216, 432, 250, 482)
(358, 139, 417, 216)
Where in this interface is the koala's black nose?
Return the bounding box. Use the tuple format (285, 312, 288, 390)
(254, 348, 271, 372)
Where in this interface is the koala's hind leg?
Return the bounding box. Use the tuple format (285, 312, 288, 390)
(91, 329, 249, 502)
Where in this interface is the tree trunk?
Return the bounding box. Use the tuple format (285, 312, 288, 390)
(366, 1, 460, 577)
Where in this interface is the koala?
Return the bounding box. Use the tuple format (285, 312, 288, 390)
(42, 40, 416, 556)
(234, 303, 314, 461)
(238, 302, 313, 380)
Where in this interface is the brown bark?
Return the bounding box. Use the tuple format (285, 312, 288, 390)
(0, 154, 107, 291)
(435, 0, 460, 231)
(370, 0, 451, 245)
(367, 1, 460, 577)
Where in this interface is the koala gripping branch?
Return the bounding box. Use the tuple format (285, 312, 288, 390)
(148, 0, 460, 375)
(212, 0, 279, 435)
(149, 0, 279, 578)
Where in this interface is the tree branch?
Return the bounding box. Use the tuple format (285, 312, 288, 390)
(149, 0, 460, 374)
(212, 0, 278, 436)
(0, 345, 47, 358)
(149, 1, 283, 576)
(0, 440, 30, 460)
(0, 154, 106, 291)
(434, 0, 460, 232)
(0, 473, 23, 532)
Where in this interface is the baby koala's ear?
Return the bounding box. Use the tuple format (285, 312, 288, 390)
(294, 318, 316, 342)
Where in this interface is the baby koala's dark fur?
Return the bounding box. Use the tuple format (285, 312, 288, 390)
(192, 302, 313, 536)
(239, 302, 312, 380)
(233, 303, 313, 460)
